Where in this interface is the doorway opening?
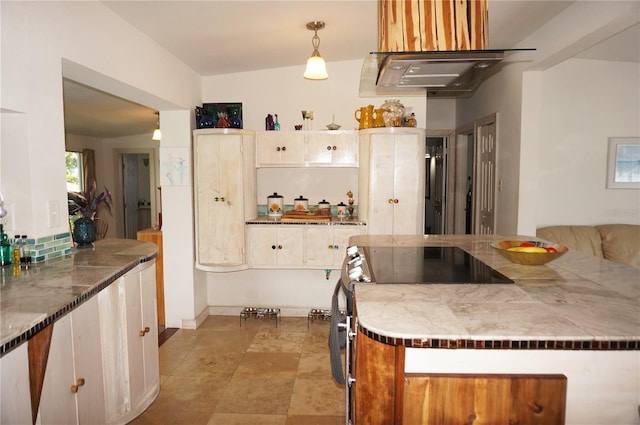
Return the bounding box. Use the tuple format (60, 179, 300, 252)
(116, 149, 158, 239)
(453, 113, 499, 235)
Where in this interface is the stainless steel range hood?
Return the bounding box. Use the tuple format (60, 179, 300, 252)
(360, 49, 534, 98)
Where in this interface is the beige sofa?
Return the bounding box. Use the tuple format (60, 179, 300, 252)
(536, 224, 640, 269)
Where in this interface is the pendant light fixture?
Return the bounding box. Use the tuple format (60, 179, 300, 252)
(303, 21, 328, 80)
(152, 111, 161, 141)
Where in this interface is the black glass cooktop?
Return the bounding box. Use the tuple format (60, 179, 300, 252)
(362, 246, 513, 284)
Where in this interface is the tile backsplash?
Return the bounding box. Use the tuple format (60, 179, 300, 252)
(30, 232, 73, 263)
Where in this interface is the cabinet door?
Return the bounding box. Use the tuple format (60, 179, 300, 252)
(0, 344, 32, 425)
(247, 226, 278, 267)
(366, 132, 424, 235)
(391, 134, 424, 234)
(37, 296, 106, 424)
(99, 277, 128, 421)
(367, 135, 396, 234)
(69, 296, 106, 424)
(37, 314, 77, 424)
(274, 227, 304, 267)
(307, 132, 358, 166)
(331, 227, 365, 268)
(247, 226, 304, 267)
(140, 262, 159, 394)
(403, 374, 567, 424)
(256, 132, 305, 166)
(124, 268, 145, 411)
(303, 226, 334, 267)
(195, 134, 245, 267)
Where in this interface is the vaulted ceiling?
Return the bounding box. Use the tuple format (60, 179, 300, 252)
(63, 1, 639, 139)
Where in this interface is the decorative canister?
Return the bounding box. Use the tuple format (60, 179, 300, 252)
(267, 192, 284, 218)
(294, 195, 308, 211)
(381, 99, 405, 127)
(336, 202, 347, 218)
(318, 199, 331, 216)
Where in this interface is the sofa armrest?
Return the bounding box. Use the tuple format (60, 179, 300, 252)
(597, 224, 640, 269)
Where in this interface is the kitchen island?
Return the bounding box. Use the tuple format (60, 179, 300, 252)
(0, 239, 160, 425)
(349, 234, 639, 425)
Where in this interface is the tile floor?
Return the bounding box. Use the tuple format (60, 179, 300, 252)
(130, 315, 345, 425)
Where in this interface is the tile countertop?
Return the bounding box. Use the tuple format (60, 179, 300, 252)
(0, 239, 158, 357)
(350, 234, 640, 348)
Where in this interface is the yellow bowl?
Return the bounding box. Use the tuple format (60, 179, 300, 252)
(491, 240, 568, 266)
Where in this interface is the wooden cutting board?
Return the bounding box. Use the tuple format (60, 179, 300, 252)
(281, 210, 331, 222)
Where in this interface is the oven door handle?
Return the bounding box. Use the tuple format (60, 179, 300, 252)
(329, 279, 348, 385)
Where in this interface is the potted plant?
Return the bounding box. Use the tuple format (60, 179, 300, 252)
(68, 182, 112, 248)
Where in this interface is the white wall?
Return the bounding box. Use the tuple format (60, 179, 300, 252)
(1, 1, 201, 328)
(536, 58, 640, 227)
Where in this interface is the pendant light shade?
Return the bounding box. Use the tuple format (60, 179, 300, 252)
(152, 111, 161, 141)
(303, 21, 328, 80)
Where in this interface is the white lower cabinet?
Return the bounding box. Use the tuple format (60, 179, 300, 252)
(0, 343, 33, 425)
(101, 261, 159, 424)
(247, 226, 304, 267)
(304, 226, 365, 268)
(37, 295, 106, 424)
(0, 259, 158, 425)
(247, 225, 364, 269)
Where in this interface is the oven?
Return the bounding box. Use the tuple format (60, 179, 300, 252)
(330, 244, 513, 424)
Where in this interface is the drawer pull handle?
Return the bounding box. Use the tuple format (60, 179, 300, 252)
(271, 245, 276, 250)
(70, 378, 85, 393)
(139, 326, 150, 337)
(326, 145, 332, 151)
(278, 245, 283, 250)
(333, 146, 337, 150)
(281, 146, 286, 151)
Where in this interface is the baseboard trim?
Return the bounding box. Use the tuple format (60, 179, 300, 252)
(181, 305, 210, 329)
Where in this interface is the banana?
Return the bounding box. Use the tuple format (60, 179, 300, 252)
(507, 246, 548, 253)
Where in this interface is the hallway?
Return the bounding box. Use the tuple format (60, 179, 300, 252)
(130, 315, 345, 424)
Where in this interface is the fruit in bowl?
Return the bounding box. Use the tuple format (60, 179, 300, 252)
(491, 240, 568, 265)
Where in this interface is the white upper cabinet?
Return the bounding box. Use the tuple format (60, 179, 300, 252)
(194, 129, 257, 271)
(256, 131, 357, 168)
(358, 128, 426, 235)
(306, 131, 358, 167)
(256, 131, 306, 166)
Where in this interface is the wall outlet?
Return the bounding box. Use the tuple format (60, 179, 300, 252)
(47, 200, 60, 228)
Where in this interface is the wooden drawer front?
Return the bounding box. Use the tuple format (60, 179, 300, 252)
(403, 373, 567, 425)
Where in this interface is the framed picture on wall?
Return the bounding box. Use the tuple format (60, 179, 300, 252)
(606, 137, 640, 189)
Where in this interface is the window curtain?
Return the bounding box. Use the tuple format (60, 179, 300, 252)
(82, 149, 96, 190)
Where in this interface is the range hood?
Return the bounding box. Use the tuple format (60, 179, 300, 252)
(360, 48, 534, 98)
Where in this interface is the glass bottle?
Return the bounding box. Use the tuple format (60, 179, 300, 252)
(12, 235, 21, 265)
(274, 114, 280, 131)
(21, 235, 31, 265)
(20, 235, 27, 264)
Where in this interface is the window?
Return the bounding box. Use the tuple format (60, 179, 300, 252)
(65, 151, 83, 192)
(606, 137, 640, 189)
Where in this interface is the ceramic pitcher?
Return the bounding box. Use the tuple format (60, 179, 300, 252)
(354, 105, 375, 129)
(374, 108, 386, 127)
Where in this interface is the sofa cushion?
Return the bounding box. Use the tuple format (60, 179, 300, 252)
(536, 226, 604, 258)
(597, 224, 640, 269)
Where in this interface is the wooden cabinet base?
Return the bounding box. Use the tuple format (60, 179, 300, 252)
(403, 373, 567, 425)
